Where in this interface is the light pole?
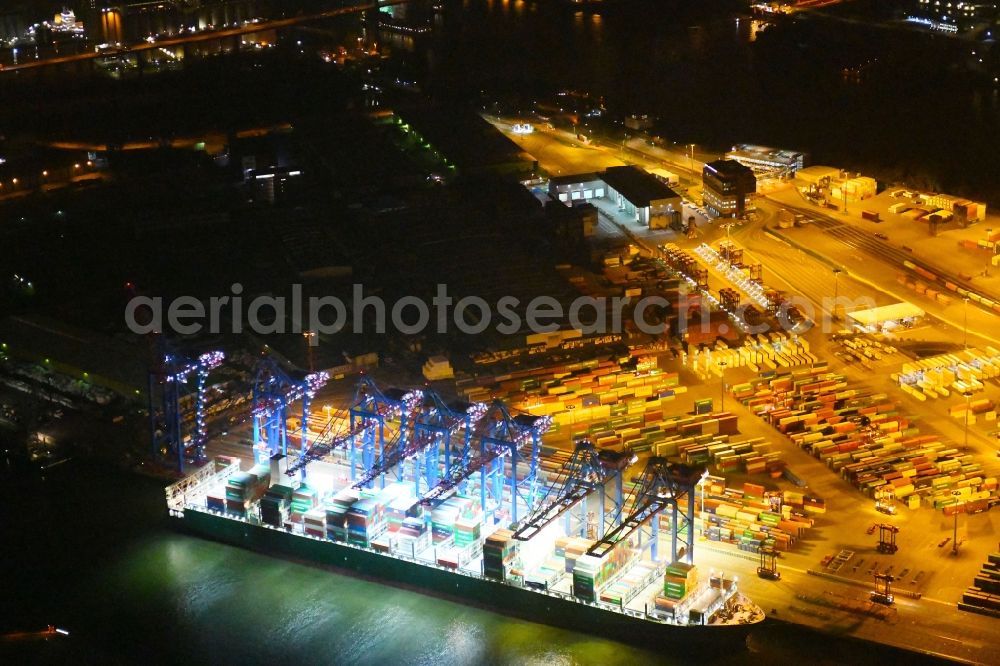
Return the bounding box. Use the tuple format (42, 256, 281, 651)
(700, 470, 710, 518)
(719, 360, 727, 411)
(963, 390, 973, 451)
(951, 489, 964, 556)
(832, 268, 842, 322)
(303, 331, 317, 372)
(963, 296, 970, 349)
(688, 143, 696, 173)
(987, 228, 993, 276)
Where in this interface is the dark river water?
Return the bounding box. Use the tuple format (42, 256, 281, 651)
(1, 460, 947, 665)
(403, 0, 1000, 201)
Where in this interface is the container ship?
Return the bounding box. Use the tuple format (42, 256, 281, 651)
(166, 444, 765, 653)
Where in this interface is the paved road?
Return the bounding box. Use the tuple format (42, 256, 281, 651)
(772, 196, 1000, 316)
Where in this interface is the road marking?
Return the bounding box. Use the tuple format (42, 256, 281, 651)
(920, 596, 954, 607)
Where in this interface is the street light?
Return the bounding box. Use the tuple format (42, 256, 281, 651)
(699, 469, 710, 518)
(987, 228, 994, 276)
(951, 489, 964, 556)
(303, 330, 317, 372)
(963, 296, 970, 350)
(832, 268, 843, 322)
(718, 360, 728, 411)
(688, 143, 696, 172)
(963, 389, 973, 451)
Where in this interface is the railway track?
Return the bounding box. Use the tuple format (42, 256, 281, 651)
(777, 201, 1000, 315)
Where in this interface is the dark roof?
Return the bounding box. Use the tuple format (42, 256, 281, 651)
(704, 159, 755, 179)
(548, 172, 602, 186)
(395, 105, 526, 171)
(0, 314, 148, 392)
(601, 166, 680, 207)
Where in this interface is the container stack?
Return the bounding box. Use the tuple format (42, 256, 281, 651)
(453, 515, 482, 549)
(205, 486, 226, 512)
(526, 558, 564, 589)
(572, 542, 631, 602)
(572, 554, 602, 602)
(248, 464, 271, 498)
(675, 435, 787, 478)
(303, 508, 326, 538)
(555, 536, 594, 573)
(325, 488, 359, 541)
(224, 472, 256, 517)
(483, 529, 518, 581)
(697, 478, 814, 552)
(960, 553, 1000, 617)
(346, 497, 386, 546)
(291, 484, 318, 518)
(386, 495, 421, 533)
(455, 354, 694, 445)
(599, 560, 656, 605)
(896, 347, 1000, 399)
(654, 594, 680, 614)
(436, 549, 461, 569)
(370, 531, 397, 553)
(395, 516, 430, 556)
(431, 496, 472, 544)
(734, 367, 1000, 508)
(214, 454, 241, 468)
(663, 560, 698, 601)
(260, 484, 293, 527)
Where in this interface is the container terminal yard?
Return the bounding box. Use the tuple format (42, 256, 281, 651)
(164, 372, 765, 651)
(143, 187, 1000, 663)
(8, 2, 1000, 663)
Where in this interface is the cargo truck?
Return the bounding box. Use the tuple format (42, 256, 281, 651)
(861, 210, 881, 222)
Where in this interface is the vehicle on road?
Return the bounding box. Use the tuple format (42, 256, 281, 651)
(875, 502, 896, 515)
(874, 232, 888, 241)
(870, 591, 894, 605)
(756, 568, 781, 581)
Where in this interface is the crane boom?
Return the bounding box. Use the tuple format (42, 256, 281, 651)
(285, 414, 384, 475)
(511, 441, 631, 541)
(587, 495, 666, 560)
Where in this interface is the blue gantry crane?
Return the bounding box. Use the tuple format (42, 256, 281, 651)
(586, 457, 702, 565)
(512, 440, 633, 542)
(347, 377, 421, 483)
(351, 390, 487, 493)
(284, 377, 551, 524)
(149, 345, 225, 474)
(250, 355, 329, 465)
(285, 376, 415, 479)
(421, 400, 552, 524)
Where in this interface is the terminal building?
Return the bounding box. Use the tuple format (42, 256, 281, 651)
(702, 160, 756, 219)
(725, 144, 806, 176)
(548, 172, 605, 205)
(795, 166, 877, 204)
(548, 166, 682, 229)
(601, 166, 683, 229)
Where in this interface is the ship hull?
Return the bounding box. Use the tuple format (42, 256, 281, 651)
(175, 509, 759, 656)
